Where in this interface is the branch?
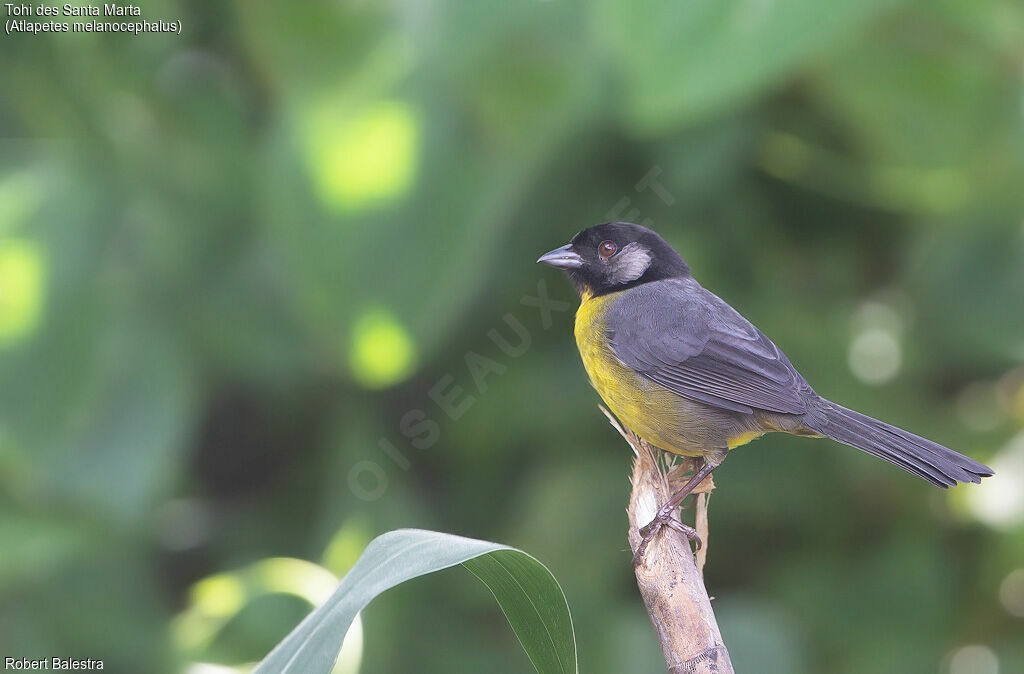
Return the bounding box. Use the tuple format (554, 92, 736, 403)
(602, 407, 733, 674)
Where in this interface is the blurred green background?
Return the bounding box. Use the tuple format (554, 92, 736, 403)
(2, 1, 1024, 672)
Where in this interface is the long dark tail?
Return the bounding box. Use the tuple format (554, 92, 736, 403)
(804, 400, 993, 487)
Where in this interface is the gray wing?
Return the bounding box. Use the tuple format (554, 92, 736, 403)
(606, 278, 811, 416)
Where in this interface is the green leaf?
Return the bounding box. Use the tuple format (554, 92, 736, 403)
(254, 529, 577, 674)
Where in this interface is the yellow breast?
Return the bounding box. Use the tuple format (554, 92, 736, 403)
(574, 291, 765, 456)
(574, 292, 702, 456)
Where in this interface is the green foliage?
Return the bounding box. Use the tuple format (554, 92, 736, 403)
(596, 0, 903, 131)
(256, 530, 576, 674)
(2, 0, 1023, 672)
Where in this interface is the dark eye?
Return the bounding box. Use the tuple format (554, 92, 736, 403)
(598, 240, 617, 259)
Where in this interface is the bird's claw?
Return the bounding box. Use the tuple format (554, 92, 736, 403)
(633, 511, 702, 567)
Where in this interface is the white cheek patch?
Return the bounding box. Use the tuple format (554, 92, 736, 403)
(609, 243, 652, 284)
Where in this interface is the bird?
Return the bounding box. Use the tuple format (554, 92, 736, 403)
(537, 222, 993, 562)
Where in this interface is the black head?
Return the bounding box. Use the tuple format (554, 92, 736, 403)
(537, 222, 690, 297)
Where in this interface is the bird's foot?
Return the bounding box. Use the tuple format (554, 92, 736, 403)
(632, 509, 702, 566)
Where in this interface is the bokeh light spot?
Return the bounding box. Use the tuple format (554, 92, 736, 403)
(852, 300, 906, 335)
(191, 575, 246, 618)
(948, 644, 999, 674)
(349, 308, 417, 389)
(967, 432, 1024, 529)
(183, 664, 239, 674)
(848, 328, 901, 385)
(0, 238, 45, 345)
(999, 568, 1024, 617)
(336, 615, 364, 674)
(848, 299, 905, 385)
(304, 100, 419, 212)
(254, 557, 338, 605)
(323, 519, 372, 577)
